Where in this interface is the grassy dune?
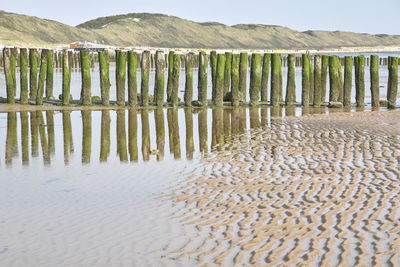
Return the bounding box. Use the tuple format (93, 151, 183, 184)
(1, 10, 400, 49)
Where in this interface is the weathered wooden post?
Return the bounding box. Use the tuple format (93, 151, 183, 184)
(329, 56, 340, 104)
(239, 52, 248, 102)
(3, 48, 16, 104)
(141, 110, 150, 161)
(338, 58, 344, 103)
(231, 53, 240, 107)
(223, 52, 232, 99)
(166, 51, 174, 102)
(45, 49, 54, 99)
(210, 50, 217, 99)
(198, 51, 208, 106)
(387, 56, 399, 109)
(116, 50, 127, 106)
(62, 50, 71, 105)
(100, 110, 110, 162)
(301, 54, 310, 107)
(313, 55, 322, 107)
(321, 55, 329, 102)
(80, 50, 91, 105)
(271, 53, 282, 107)
(285, 54, 296, 106)
(36, 49, 48, 105)
(116, 110, 128, 162)
(184, 52, 193, 106)
(29, 48, 38, 99)
(20, 48, 29, 104)
(128, 50, 137, 107)
(214, 53, 226, 106)
(99, 50, 111, 105)
(343, 56, 352, 107)
(355, 55, 365, 107)
(128, 109, 138, 161)
(185, 108, 194, 159)
(249, 53, 261, 106)
(20, 112, 29, 164)
(171, 53, 181, 107)
(155, 108, 165, 161)
(261, 53, 270, 102)
(141, 50, 150, 106)
(309, 55, 314, 104)
(154, 50, 165, 107)
(370, 55, 379, 107)
(81, 110, 92, 164)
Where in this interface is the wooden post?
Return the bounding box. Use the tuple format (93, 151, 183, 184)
(223, 52, 232, 99)
(261, 53, 270, 102)
(285, 54, 296, 106)
(271, 53, 282, 107)
(355, 55, 365, 107)
(80, 50, 91, 105)
(387, 56, 399, 109)
(214, 53, 226, 106)
(343, 56, 352, 107)
(301, 54, 310, 107)
(3, 48, 16, 104)
(321, 55, 329, 102)
(329, 56, 340, 103)
(62, 50, 71, 105)
(198, 51, 208, 106)
(100, 110, 110, 162)
(20, 48, 29, 104)
(128, 50, 137, 107)
(309, 55, 314, 104)
(29, 48, 38, 99)
(337, 57, 344, 103)
(210, 51, 217, 100)
(81, 110, 92, 164)
(154, 50, 165, 107)
(36, 49, 48, 105)
(116, 50, 127, 106)
(166, 51, 174, 102)
(370, 55, 379, 107)
(45, 49, 54, 99)
(231, 53, 240, 107)
(141, 51, 150, 106)
(239, 52, 248, 102)
(155, 108, 165, 161)
(249, 53, 261, 106)
(184, 52, 193, 106)
(313, 55, 322, 107)
(99, 50, 111, 105)
(171, 53, 181, 107)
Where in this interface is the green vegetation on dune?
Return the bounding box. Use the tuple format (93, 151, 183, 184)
(1, 10, 400, 49)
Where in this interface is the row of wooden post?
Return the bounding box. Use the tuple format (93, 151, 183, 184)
(2, 47, 399, 109)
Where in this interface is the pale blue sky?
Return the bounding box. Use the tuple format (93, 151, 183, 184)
(2, 0, 400, 34)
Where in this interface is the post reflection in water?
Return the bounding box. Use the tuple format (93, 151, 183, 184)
(2, 107, 338, 167)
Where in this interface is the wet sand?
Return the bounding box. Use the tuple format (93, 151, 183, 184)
(160, 109, 400, 266)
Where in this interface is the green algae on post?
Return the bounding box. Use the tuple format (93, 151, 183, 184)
(128, 109, 138, 162)
(387, 56, 399, 109)
(171, 53, 181, 107)
(184, 52, 193, 106)
(154, 50, 165, 107)
(3, 48, 16, 104)
(313, 55, 322, 107)
(116, 50, 127, 106)
(29, 48, 38, 99)
(141, 51, 150, 106)
(214, 53, 226, 106)
(370, 55, 379, 107)
(328, 55, 340, 103)
(81, 110, 92, 164)
(80, 50, 91, 105)
(198, 51, 208, 106)
(271, 53, 282, 107)
(45, 49, 54, 99)
(100, 110, 110, 162)
(223, 52, 232, 99)
(343, 56, 352, 107)
(261, 53, 270, 102)
(20, 112, 29, 164)
(239, 52, 248, 102)
(231, 53, 240, 107)
(249, 53, 262, 106)
(309, 55, 314, 104)
(321, 55, 329, 102)
(301, 54, 310, 107)
(99, 50, 111, 105)
(285, 54, 296, 106)
(62, 50, 71, 105)
(166, 51, 174, 102)
(19, 48, 29, 104)
(116, 110, 128, 162)
(127, 50, 137, 107)
(36, 49, 48, 105)
(62, 111, 73, 164)
(155, 108, 165, 161)
(355, 55, 365, 107)
(141, 110, 150, 161)
(185, 108, 194, 159)
(210, 50, 217, 99)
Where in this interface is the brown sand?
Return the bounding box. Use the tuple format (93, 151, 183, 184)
(160, 110, 400, 266)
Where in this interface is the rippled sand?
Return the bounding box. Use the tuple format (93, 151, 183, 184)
(160, 110, 400, 266)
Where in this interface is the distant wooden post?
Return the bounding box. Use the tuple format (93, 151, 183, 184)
(116, 50, 127, 106)
(20, 48, 29, 104)
(387, 56, 399, 109)
(141, 50, 150, 106)
(99, 50, 111, 105)
(343, 56, 352, 107)
(231, 53, 240, 107)
(36, 49, 48, 105)
(249, 53, 261, 106)
(214, 53, 226, 106)
(45, 49, 54, 99)
(80, 50, 91, 105)
(239, 52, 248, 102)
(261, 53, 270, 102)
(285, 54, 296, 106)
(198, 51, 208, 106)
(313, 55, 322, 107)
(127, 50, 137, 107)
(154, 50, 165, 107)
(301, 54, 310, 107)
(370, 55, 379, 107)
(184, 52, 193, 106)
(29, 48, 38, 99)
